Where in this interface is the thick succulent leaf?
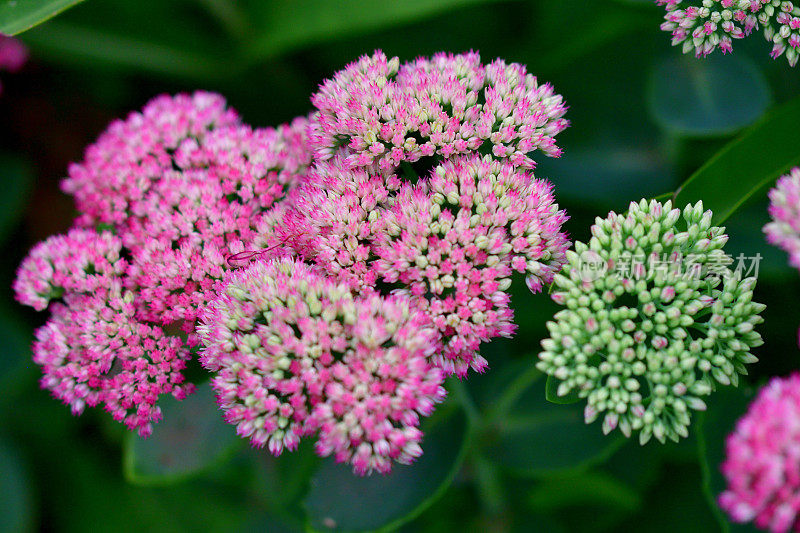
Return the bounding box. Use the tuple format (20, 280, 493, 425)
(303, 404, 468, 532)
(123, 381, 240, 486)
(673, 95, 800, 224)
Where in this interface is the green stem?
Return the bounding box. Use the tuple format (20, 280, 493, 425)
(449, 377, 480, 429)
(485, 365, 542, 423)
(472, 451, 505, 516)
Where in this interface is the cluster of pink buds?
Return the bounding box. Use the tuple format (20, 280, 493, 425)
(310, 50, 569, 170)
(198, 258, 446, 475)
(765, 167, 800, 347)
(16, 51, 571, 474)
(15, 92, 311, 436)
(657, 0, 800, 66)
(719, 374, 800, 532)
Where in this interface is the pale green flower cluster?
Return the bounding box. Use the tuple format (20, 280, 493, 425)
(537, 199, 765, 444)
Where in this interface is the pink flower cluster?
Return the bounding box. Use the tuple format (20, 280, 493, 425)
(15, 229, 193, 436)
(0, 35, 27, 95)
(16, 51, 570, 473)
(719, 373, 800, 532)
(765, 167, 800, 346)
(15, 92, 310, 436)
(198, 259, 445, 475)
(765, 167, 800, 272)
(657, 0, 800, 66)
(310, 50, 569, 170)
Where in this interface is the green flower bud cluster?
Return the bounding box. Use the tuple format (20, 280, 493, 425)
(537, 199, 765, 444)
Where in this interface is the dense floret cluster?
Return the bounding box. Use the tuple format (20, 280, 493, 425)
(657, 0, 800, 66)
(16, 52, 571, 473)
(720, 373, 800, 532)
(538, 199, 765, 444)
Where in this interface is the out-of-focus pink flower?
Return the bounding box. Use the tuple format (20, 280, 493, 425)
(719, 373, 800, 532)
(198, 258, 446, 475)
(765, 167, 800, 271)
(310, 50, 568, 171)
(0, 35, 27, 72)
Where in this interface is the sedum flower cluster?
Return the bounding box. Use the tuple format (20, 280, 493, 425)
(765, 167, 800, 347)
(0, 35, 27, 95)
(15, 92, 311, 437)
(719, 373, 800, 532)
(198, 258, 445, 475)
(657, 0, 800, 66)
(538, 199, 765, 444)
(765, 167, 800, 272)
(16, 51, 571, 474)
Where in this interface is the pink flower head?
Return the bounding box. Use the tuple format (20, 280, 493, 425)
(373, 155, 569, 376)
(33, 285, 192, 438)
(283, 154, 398, 290)
(13, 229, 126, 311)
(198, 258, 446, 475)
(17, 91, 316, 436)
(719, 373, 800, 532)
(62, 92, 241, 226)
(121, 120, 311, 328)
(765, 167, 800, 271)
(658, 0, 800, 66)
(310, 50, 568, 171)
(658, 0, 751, 57)
(0, 35, 28, 72)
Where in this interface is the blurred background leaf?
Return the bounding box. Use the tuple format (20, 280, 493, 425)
(648, 54, 771, 137)
(0, 0, 83, 35)
(0, 153, 32, 245)
(0, 438, 34, 533)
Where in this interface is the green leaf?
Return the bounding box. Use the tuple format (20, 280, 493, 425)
(0, 153, 33, 245)
(488, 374, 623, 477)
(648, 54, 771, 137)
(0, 304, 32, 390)
(303, 404, 468, 532)
(545, 374, 581, 405)
(245, 0, 508, 59)
(19, 0, 241, 81)
(0, 0, 83, 35)
(697, 385, 760, 533)
(673, 94, 800, 224)
(0, 439, 34, 533)
(123, 381, 241, 486)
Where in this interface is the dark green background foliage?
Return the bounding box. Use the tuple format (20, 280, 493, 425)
(1, 1, 799, 531)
